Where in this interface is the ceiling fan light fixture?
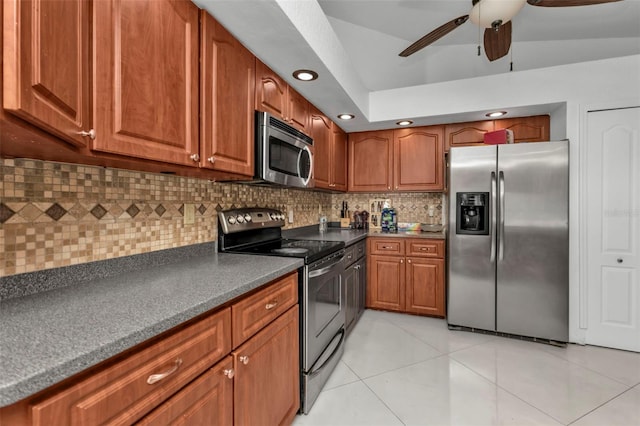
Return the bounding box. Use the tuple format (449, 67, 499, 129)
(337, 113, 355, 120)
(469, 0, 526, 28)
(486, 111, 507, 118)
(396, 120, 413, 126)
(293, 69, 318, 81)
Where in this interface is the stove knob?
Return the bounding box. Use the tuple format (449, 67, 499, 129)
(236, 215, 245, 223)
(244, 213, 252, 222)
(228, 216, 237, 225)
(278, 213, 284, 221)
(269, 213, 277, 220)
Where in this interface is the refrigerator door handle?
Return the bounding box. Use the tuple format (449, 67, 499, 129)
(498, 170, 505, 261)
(490, 171, 497, 263)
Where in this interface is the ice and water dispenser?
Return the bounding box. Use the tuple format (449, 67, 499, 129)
(456, 192, 489, 235)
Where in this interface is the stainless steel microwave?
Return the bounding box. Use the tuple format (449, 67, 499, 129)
(253, 111, 314, 188)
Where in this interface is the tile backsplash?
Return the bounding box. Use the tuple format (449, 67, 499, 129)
(1, 158, 443, 277)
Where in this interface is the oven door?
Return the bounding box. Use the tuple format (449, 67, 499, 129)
(303, 253, 345, 370)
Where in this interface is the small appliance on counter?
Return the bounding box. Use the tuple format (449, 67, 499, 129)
(380, 207, 397, 233)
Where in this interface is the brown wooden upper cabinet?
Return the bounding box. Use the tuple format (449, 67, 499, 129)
(494, 115, 550, 143)
(255, 60, 310, 134)
(393, 126, 444, 191)
(348, 126, 444, 192)
(445, 115, 550, 152)
(331, 123, 348, 192)
(311, 107, 347, 191)
(92, 0, 200, 167)
(200, 11, 255, 176)
(444, 120, 494, 152)
(348, 130, 394, 192)
(3, 0, 91, 147)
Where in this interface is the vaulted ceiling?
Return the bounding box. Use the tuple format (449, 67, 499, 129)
(196, 0, 640, 131)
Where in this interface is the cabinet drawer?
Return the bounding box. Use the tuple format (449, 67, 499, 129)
(368, 238, 404, 256)
(31, 308, 231, 426)
(344, 245, 357, 267)
(354, 240, 366, 259)
(407, 239, 444, 258)
(232, 272, 298, 348)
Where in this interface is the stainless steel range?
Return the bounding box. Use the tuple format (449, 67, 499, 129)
(217, 208, 346, 414)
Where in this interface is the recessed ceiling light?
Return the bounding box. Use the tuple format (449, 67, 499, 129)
(337, 114, 355, 120)
(486, 111, 507, 118)
(292, 69, 318, 81)
(396, 120, 413, 126)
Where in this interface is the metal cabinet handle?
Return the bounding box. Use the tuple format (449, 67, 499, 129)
(78, 129, 96, 140)
(420, 247, 428, 251)
(617, 258, 623, 263)
(208, 156, 216, 164)
(239, 355, 250, 365)
(407, 259, 411, 264)
(400, 259, 404, 264)
(265, 300, 278, 310)
(190, 153, 200, 162)
(147, 358, 182, 384)
(224, 368, 235, 379)
(382, 246, 392, 249)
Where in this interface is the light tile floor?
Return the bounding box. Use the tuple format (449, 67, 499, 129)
(293, 310, 640, 426)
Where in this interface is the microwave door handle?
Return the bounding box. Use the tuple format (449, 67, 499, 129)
(298, 146, 312, 186)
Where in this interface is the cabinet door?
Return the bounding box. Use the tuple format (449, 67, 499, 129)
(348, 130, 394, 192)
(444, 121, 494, 152)
(3, 0, 90, 147)
(494, 115, 550, 143)
(393, 125, 444, 191)
(138, 357, 233, 426)
(200, 11, 255, 176)
(255, 60, 287, 120)
(331, 124, 348, 191)
(233, 305, 300, 426)
(367, 255, 405, 312)
(92, 0, 200, 166)
(287, 87, 310, 134)
(310, 107, 332, 189)
(405, 257, 445, 317)
(344, 263, 358, 333)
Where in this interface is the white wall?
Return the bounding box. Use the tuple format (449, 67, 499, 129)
(370, 55, 640, 343)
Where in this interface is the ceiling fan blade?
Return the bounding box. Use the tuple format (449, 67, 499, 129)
(399, 15, 469, 57)
(527, 0, 622, 6)
(484, 21, 512, 62)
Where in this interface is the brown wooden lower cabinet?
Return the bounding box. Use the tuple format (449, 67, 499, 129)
(367, 238, 445, 317)
(233, 305, 300, 426)
(138, 357, 234, 426)
(0, 272, 300, 426)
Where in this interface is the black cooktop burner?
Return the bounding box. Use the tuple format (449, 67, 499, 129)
(226, 238, 345, 264)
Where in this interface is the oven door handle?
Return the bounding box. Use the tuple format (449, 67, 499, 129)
(308, 256, 345, 278)
(309, 328, 345, 378)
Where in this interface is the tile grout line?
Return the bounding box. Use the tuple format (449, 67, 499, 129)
(565, 386, 637, 426)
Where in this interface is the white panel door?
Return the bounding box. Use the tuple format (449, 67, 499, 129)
(586, 107, 640, 352)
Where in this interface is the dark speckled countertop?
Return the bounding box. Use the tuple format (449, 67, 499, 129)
(0, 243, 302, 407)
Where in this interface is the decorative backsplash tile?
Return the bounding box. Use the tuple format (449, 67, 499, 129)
(1, 158, 444, 277)
(330, 192, 444, 225)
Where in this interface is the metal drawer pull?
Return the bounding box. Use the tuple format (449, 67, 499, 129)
(224, 368, 235, 379)
(265, 300, 278, 310)
(239, 355, 250, 365)
(382, 246, 393, 249)
(420, 247, 428, 251)
(147, 358, 183, 384)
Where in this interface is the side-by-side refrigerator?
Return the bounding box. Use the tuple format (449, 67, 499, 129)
(447, 141, 569, 342)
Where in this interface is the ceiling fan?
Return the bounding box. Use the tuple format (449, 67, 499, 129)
(399, 0, 623, 61)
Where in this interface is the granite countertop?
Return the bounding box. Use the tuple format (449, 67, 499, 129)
(284, 225, 446, 243)
(0, 245, 303, 407)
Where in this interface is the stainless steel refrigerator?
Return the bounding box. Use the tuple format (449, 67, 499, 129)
(447, 141, 569, 342)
